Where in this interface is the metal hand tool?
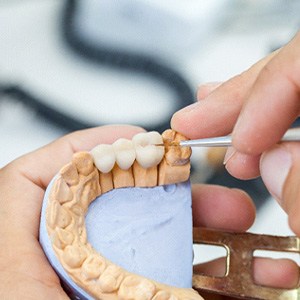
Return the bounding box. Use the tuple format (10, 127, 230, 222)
(193, 228, 300, 300)
(180, 127, 300, 147)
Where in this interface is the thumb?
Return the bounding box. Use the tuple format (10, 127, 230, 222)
(260, 143, 300, 236)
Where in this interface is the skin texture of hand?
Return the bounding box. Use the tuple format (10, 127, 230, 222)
(171, 30, 300, 298)
(0, 125, 298, 299)
(171, 31, 300, 235)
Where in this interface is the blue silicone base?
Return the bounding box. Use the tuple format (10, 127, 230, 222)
(40, 179, 193, 299)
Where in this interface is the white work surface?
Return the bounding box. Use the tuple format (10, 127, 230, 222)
(1, 0, 300, 265)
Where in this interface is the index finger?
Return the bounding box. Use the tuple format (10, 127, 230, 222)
(171, 50, 280, 139)
(233, 31, 300, 154)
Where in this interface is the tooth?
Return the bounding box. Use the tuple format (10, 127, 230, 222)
(163, 129, 191, 166)
(158, 129, 191, 185)
(132, 132, 165, 169)
(62, 245, 87, 268)
(52, 228, 74, 249)
(91, 144, 115, 173)
(112, 138, 136, 170)
(99, 265, 123, 293)
(60, 162, 79, 186)
(72, 152, 94, 176)
(81, 255, 106, 280)
(53, 177, 73, 204)
(48, 200, 72, 229)
(118, 276, 156, 299)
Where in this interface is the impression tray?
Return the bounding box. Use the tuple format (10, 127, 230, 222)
(39, 130, 202, 299)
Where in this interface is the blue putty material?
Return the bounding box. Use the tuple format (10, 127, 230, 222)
(40, 179, 193, 299)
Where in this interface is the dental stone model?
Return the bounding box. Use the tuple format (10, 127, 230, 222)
(40, 129, 202, 299)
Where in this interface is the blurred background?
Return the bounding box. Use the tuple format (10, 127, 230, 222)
(1, 0, 300, 264)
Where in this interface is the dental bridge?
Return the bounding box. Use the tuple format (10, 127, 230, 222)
(40, 129, 300, 300)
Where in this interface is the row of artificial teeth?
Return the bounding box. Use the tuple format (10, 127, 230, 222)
(90, 132, 165, 173)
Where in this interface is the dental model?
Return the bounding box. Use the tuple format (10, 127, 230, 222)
(40, 129, 202, 299)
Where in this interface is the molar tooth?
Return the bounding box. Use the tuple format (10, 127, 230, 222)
(118, 275, 156, 300)
(62, 245, 87, 268)
(162, 129, 191, 166)
(112, 138, 136, 170)
(91, 144, 115, 173)
(99, 265, 123, 293)
(52, 228, 74, 249)
(81, 255, 106, 280)
(132, 132, 164, 169)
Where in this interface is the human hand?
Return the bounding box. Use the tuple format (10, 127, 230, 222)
(192, 184, 298, 299)
(171, 31, 300, 235)
(0, 126, 297, 299)
(0, 125, 144, 299)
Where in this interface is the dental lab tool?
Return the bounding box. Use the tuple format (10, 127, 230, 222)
(193, 228, 300, 300)
(180, 127, 300, 147)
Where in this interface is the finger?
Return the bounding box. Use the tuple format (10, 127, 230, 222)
(233, 31, 300, 155)
(171, 50, 280, 139)
(260, 142, 300, 236)
(0, 125, 144, 236)
(194, 257, 299, 290)
(197, 82, 222, 101)
(224, 148, 261, 179)
(192, 184, 255, 231)
(194, 257, 225, 277)
(253, 257, 299, 289)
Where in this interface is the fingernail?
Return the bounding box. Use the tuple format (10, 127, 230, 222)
(260, 146, 292, 202)
(176, 102, 199, 114)
(223, 147, 237, 165)
(197, 82, 223, 100)
(171, 103, 199, 131)
(179, 102, 199, 113)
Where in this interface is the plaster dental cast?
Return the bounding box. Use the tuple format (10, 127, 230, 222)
(40, 129, 198, 299)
